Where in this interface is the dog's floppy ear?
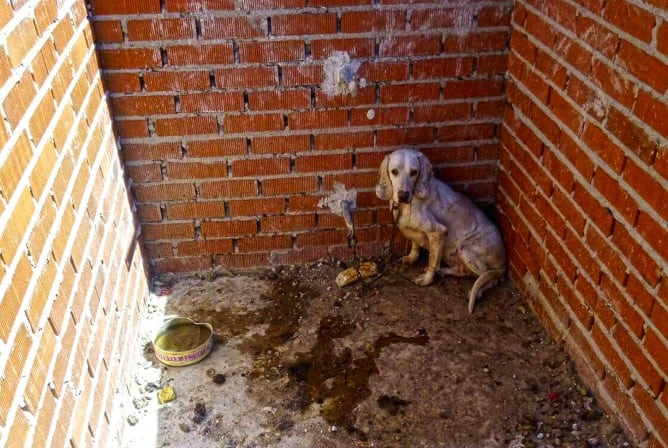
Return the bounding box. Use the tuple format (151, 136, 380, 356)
(375, 154, 392, 201)
(414, 152, 433, 199)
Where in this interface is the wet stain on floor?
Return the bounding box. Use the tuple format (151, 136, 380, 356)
(122, 262, 632, 448)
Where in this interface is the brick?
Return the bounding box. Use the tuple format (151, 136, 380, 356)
(312, 37, 375, 59)
(573, 182, 614, 237)
(659, 22, 668, 56)
(272, 12, 336, 36)
(26, 260, 57, 332)
(1, 188, 35, 263)
(123, 142, 182, 161)
(200, 16, 266, 39)
(92, 20, 123, 43)
(238, 234, 292, 252)
(127, 18, 196, 41)
(98, 48, 162, 70)
(295, 153, 352, 173)
(88, 0, 160, 14)
(616, 40, 668, 94)
(127, 163, 163, 183)
(314, 131, 374, 151)
(164, 0, 235, 12)
(548, 89, 583, 134)
(134, 183, 196, 202)
(165, 43, 233, 65)
(6, 17, 39, 68)
(412, 7, 474, 29)
(0, 132, 33, 198)
(180, 92, 244, 113)
(413, 103, 472, 123)
(643, 328, 667, 380)
(167, 201, 227, 219)
(3, 70, 37, 129)
(143, 223, 194, 240)
(614, 326, 663, 395)
(380, 82, 440, 103)
(261, 213, 315, 232)
(201, 219, 256, 237)
(316, 86, 375, 108)
(444, 31, 508, 53)
(186, 138, 247, 158)
(25, 324, 57, 412)
(247, 89, 310, 111)
(252, 134, 310, 154)
(6, 407, 30, 448)
(379, 34, 441, 57)
(111, 95, 176, 116)
(238, 40, 304, 63)
(635, 211, 667, 267)
(288, 109, 347, 130)
(224, 113, 283, 134)
(281, 64, 322, 86)
(154, 116, 218, 136)
(593, 169, 638, 223)
(340, 10, 405, 33)
(143, 70, 210, 92)
(376, 127, 435, 147)
(633, 90, 668, 140)
(262, 176, 318, 195)
(136, 204, 162, 222)
(215, 252, 269, 268)
(603, 0, 656, 43)
(1, 324, 32, 424)
(154, 256, 212, 273)
(231, 157, 290, 177)
(477, 55, 508, 76)
(177, 239, 233, 256)
(445, 79, 503, 99)
(351, 106, 409, 127)
(407, 54, 468, 78)
(102, 72, 141, 94)
(167, 161, 227, 179)
(214, 66, 278, 89)
(228, 197, 285, 216)
(200, 179, 257, 198)
(622, 159, 666, 222)
(437, 123, 496, 143)
(359, 60, 409, 82)
(606, 108, 656, 164)
(478, 5, 512, 27)
(524, 10, 556, 48)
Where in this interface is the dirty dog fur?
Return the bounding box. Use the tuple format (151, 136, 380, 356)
(376, 149, 506, 313)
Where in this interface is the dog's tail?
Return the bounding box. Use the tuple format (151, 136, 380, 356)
(468, 269, 505, 314)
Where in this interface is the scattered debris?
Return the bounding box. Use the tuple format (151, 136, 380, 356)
(212, 373, 226, 385)
(192, 403, 207, 424)
(157, 386, 176, 404)
(335, 261, 379, 287)
(126, 415, 138, 426)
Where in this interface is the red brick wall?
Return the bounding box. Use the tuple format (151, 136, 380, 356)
(498, 0, 667, 446)
(90, 0, 513, 273)
(0, 0, 148, 447)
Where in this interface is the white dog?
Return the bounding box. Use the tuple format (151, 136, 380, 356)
(376, 149, 506, 313)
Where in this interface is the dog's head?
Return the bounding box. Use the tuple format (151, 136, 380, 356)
(375, 149, 433, 203)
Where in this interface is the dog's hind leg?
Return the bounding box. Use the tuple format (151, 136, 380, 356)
(467, 269, 505, 313)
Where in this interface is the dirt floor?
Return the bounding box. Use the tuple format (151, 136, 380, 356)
(117, 257, 631, 448)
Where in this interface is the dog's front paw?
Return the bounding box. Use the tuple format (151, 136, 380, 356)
(414, 271, 434, 286)
(400, 254, 418, 265)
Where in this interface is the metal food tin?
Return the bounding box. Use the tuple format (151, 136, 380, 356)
(152, 317, 214, 367)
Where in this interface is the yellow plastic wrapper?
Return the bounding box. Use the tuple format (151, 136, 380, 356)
(335, 262, 378, 287)
(157, 386, 176, 404)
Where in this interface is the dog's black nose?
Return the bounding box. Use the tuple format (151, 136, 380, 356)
(397, 191, 410, 203)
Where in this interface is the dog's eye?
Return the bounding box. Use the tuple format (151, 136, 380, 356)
(391, 169, 399, 176)
(409, 169, 418, 177)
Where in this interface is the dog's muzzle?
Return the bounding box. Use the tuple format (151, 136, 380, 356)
(397, 191, 410, 203)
